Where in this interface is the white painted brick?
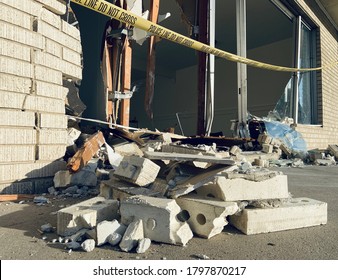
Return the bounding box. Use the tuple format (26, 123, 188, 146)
(0, 91, 26, 109)
(38, 129, 68, 144)
(37, 20, 82, 52)
(62, 47, 82, 66)
(38, 145, 66, 160)
(39, 113, 67, 129)
(0, 56, 34, 78)
(57, 197, 119, 236)
(0, 73, 32, 94)
(0, 145, 35, 163)
(0, 21, 44, 49)
(0, 109, 35, 127)
(198, 174, 289, 201)
(34, 51, 82, 80)
(35, 65, 63, 85)
(0, 38, 31, 62)
(0, 0, 42, 17)
(0, 160, 67, 182)
(35, 0, 66, 15)
(40, 7, 61, 29)
(0, 3, 32, 29)
(35, 80, 68, 100)
(45, 39, 62, 57)
(0, 128, 37, 145)
(229, 197, 327, 235)
(24, 95, 65, 113)
(61, 20, 81, 40)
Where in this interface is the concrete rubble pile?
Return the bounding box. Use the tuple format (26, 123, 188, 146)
(47, 128, 328, 254)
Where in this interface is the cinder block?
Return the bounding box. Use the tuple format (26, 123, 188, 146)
(35, 80, 68, 100)
(45, 38, 62, 57)
(0, 160, 66, 182)
(0, 128, 37, 145)
(35, 65, 63, 85)
(0, 109, 35, 127)
(0, 56, 34, 78)
(40, 7, 61, 29)
(100, 177, 161, 200)
(176, 195, 239, 239)
(113, 156, 160, 187)
(39, 113, 67, 129)
(0, 145, 35, 163)
(198, 174, 289, 201)
(0, 73, 32, 94)
(96, 220, 127, 246)
(113, 142, 144, 157)
(62, 47, 82, 66)
(258, 134, 272, 144)
(0, 3, 32, 30)
(24, 96, 65, 114)
(0, 21, 44, 49)
(0, 38, 31, 62)
(1, 0, 42, 16)
(38, 145, 66, 160)
(120, 195, 193, 246)
(38, 129, 68, 144)
(262, 144, 273, 154)
(119, 219, 144, 252)
(229, 197, 327, 235)
(35, 0, 66, 15)
(57, 197, 120, 236)
(61, 20, 81, 40)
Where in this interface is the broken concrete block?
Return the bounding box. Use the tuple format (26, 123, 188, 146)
(229, 197, 327, 235)
(176, 195, 239, 239)
(67, 131, 105, 172)
(96, 220, 127, 246)
(100, 177, 160, 200)
(53, 170, 71, 188)
(119, 219, 144, 252)
(258, 134, 272, 145)
(198, 174, 289, 201)
(315, 157, 336, 166)
(120, 195, 193, 246)
(113, 142, 144, 157)
(136, 238, 151, 254)
(253, 158, 269, 168)
(57, 197, 119, 236)
(104, 143, 123, 169)
(107, 232, 123, 246)
(328, 145, 338, 160)
(262, 144, 273, 154)
(81, 239, 96, 252)
(113, 156, 160, 187)
(149, 178, 170, 197)
(229, 145, 242, 156)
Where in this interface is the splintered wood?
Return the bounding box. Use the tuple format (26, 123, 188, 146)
(67, 131, 105, 172)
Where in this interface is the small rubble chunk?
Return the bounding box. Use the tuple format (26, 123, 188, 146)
(113, 156, 160, 187)
(120, 195, 193, 246)
(41, 223, 54, 233)
(81, 239, 96, 252)
(229, 197, 327, 235)
(136, 238, 151, 254)
(119, 219, 144, 252)
(107, 232, 123, 246)
(96, 220, 127, 246)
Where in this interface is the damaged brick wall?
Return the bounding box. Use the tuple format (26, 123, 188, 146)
(0, 0, 83, 194)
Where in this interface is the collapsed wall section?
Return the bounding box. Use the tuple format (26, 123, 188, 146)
(0, 0, 83, 194)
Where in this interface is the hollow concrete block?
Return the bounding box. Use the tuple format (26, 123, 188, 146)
(176, 195, 239, 239)
(229, 197, 327, 235)
(120, 195, 193, 246)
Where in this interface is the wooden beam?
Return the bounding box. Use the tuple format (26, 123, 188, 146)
(197, 0, 209, 135)
(145, 0, 160, 119)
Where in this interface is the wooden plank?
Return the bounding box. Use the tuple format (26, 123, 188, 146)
(0, 194, 35, 202)
(143, 151, 235, 165)
(145, 0, 160, 119)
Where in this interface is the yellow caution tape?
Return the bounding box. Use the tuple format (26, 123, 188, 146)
(70, 0, 337, 72)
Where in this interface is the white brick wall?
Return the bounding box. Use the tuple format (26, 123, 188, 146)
(0, 0, 82, 193)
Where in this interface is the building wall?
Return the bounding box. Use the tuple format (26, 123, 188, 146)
(0, 0, 83, 193)
(293, 0, 338, 149)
